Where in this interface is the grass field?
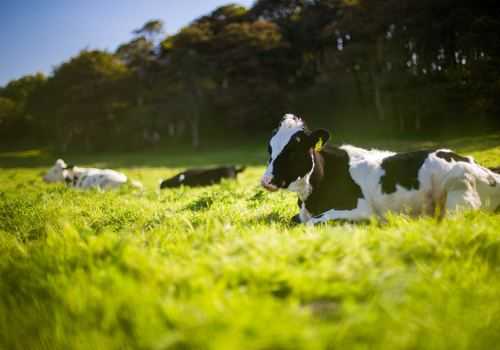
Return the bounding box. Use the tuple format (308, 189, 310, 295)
(1, 135, 500, 350)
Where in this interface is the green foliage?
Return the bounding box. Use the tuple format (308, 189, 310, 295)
(2, 1, 500, 151)
(52, 50, 129, 87)
(0, 97, 16, 124)
(1, 73, 46, 105)
(133, 19, 164, 41)
(35, 50, 133, 151)
(116, 36, 155, 68)
(0, 73, 47, 144)
(1, 138, 500, 349)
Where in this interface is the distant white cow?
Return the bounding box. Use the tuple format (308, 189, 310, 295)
(43, 159, 142, 190)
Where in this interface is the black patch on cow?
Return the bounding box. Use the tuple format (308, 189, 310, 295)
(488, 167, 500, 187)
(290, 214, 302, 224)
(75, 174, 87, 187)
(269, 131, 314, 189)
(488, 177, 497, 187)
(380, 150, 432, 194)
(160, 166, 245, 189)
(436, 151, 472, 164)
(72, 175, 80, 187)
(290, 198, 303, 223)
(304, 148, 364, 216)
(297, 198, 303, 209)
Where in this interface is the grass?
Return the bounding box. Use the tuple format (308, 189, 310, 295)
(1, 134, 500, 350)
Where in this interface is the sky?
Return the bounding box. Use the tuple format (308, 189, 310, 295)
(0, 0, 254, 86)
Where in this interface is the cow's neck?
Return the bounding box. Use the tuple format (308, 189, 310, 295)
(310, 150, 325, 187)
(288, 150, 323, 201)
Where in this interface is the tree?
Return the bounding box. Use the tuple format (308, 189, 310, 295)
(320, 0, 500, 132)
(0, 97, 16, 126)
(160, 22, 217, 149)
(116, 36, 154, 68)
(133, 19, 164, 43)
(0, 73, 47, 145)
(161, 3, 304, 134)
(1, 73, 46, 116)
(44, 50, 132, 150)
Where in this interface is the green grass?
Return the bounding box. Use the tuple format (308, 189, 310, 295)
(1, 135, 500, 350)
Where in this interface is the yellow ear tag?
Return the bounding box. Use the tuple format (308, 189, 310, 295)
(315, 138, 323, 152)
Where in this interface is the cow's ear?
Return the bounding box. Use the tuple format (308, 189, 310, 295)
(309, 129, 330, 151)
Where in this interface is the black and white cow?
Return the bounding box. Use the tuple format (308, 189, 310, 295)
(261, 114, 500, 225)
(43, 159, 143, 190)
(160, 166, 246, 189)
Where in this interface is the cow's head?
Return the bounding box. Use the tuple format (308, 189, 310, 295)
(43, 159, 69, 183)
(261, 114, 330, 192)
(160, 174, 186, 189)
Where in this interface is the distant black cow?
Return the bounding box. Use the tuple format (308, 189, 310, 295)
(160, 166, 246, 189)
(261, 114, 500, 225)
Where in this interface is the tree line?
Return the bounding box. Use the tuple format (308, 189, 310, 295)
(1, 0, 499, 151)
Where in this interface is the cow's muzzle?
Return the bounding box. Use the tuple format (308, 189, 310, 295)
(261, 175, 279, 192)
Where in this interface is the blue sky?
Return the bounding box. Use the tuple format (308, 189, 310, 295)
(0, 0, 254, 86)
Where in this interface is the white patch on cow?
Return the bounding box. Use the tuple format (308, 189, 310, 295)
(72, 168, 127, 190)
(262, 114, 306, 184)
(340, 145, 395, 163)
(43, 159, 136, 190)
(299, 202, 312, 223)
(340, 145, 397, 215)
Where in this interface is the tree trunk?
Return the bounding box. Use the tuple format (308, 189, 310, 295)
(371, 37, 386, 121)
(415, 114, 421, 131)
(190, 110, 200, 149)
(393, 95, 404, 133)
(186, 79, 202, 150)
(371, 69, 385, 121)
(352, 70, 366, 107)
(414, 93, 421, 132)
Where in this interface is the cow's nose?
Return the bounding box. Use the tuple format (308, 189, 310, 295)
(261, 175, 278, 192)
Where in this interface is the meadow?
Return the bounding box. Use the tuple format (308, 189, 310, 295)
(1, 135, 500, 350)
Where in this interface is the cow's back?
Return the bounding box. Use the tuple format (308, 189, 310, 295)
(343, 148, 436, 216)
(348, 148, 490, 216)
(76, 169, 127, 189)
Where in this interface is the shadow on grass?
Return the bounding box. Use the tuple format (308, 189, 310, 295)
(337, 134, 500, 153)
(1, 134, 499, 169)
(0, 144, 267, 169)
